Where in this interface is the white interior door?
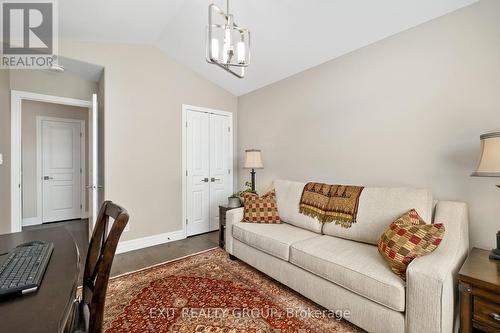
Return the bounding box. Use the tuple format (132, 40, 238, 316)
(209, 114, 230, 231)
(42, 120, 82, 222)
(186, 110, 210, 236)
(88, 94, 98, 233)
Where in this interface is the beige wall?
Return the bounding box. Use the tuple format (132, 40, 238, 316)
(21, 101, 89, 220)
(9, 69, 96, 101)
(237, 0, 500, 250)
(59, 41, 238, 241)
(0, 70, 10, 234)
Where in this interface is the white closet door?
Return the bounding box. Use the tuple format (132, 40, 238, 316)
(209, 114, 230, 231)
(186, 111, 210, 236)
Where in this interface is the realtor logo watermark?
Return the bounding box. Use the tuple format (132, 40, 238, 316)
(1, 0, 58, 68)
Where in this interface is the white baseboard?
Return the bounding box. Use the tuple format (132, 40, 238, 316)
(23, 213, 88, 227)
(116, 229, 186, 254)
(22, 216, 41, 227)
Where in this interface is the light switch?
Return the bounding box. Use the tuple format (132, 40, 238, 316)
(0, 153, 3, 165)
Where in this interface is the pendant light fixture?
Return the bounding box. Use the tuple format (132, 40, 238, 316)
(206, 0, 250, 78)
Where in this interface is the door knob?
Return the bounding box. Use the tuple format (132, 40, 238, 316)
(85, 185, 103, 189)
(202, 178, 209, 182)
(211, 178, 221, 182)
(43, 176, 54, 180)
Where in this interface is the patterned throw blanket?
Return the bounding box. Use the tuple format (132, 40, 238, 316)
(299, 182, 364, 228)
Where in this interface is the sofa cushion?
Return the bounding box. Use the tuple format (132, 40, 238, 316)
(274, 180, 433, 245)
(232, 221, 320, 261)
(290, 236, 406, 311)
(274, 180, 323, 233)
(322, 187, 433, 245)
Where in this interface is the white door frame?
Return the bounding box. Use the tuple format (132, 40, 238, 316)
(181, 104, 233, 238)
(31, 117, 86, 226)
(11, 90, 92, 233)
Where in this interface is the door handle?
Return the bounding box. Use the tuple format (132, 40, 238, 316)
(43, 176, 54, 180)
(490, 312, 500, 322)
(211, 178, 221, 182)
(85, 185, 103, 189)
(202, 178, 209, 182)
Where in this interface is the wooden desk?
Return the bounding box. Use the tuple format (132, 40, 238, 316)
(459, 248, 500, 333)
(0, 227, 80, 333)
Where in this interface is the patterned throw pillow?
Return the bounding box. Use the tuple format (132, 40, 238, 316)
(378, 209, 445, 280)
(243, 190, 281, 224)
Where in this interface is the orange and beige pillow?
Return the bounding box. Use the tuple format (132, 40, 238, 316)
(243, 190, 281, 224)
(378, 209, 445, 280)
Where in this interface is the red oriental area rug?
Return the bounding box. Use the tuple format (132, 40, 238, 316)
(103, 248, 363, 333)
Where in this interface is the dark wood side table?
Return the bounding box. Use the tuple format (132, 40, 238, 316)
(219, 205, 240, 249)
(459, 248, 500, 333)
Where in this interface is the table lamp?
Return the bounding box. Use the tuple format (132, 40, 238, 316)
(243, 149, 263, 192)
(471, 132, 500, 260)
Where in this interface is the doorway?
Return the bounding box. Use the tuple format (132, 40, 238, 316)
(182, 105, 233, 237)
(10, 91, 100, 234)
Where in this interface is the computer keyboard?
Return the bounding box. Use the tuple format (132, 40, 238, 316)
(0, 241, 54, 296)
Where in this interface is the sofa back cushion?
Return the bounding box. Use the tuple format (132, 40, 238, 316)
(274, 180, 323, 233)
(323, 187, 433, 244)
(274, 180, 434, 244)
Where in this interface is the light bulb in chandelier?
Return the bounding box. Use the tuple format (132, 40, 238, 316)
(210, 38, 219, 61)
(237, 41, 245, 64)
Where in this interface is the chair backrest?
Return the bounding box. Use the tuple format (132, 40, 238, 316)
(82, 201, 129, 333)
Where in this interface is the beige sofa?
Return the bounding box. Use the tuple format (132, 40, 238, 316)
(225, 180, 469, 333)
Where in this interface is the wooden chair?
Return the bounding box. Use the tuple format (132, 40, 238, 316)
(69, 201, 129, 333)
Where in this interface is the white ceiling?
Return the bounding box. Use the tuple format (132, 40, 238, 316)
(60, 0, 478, 96)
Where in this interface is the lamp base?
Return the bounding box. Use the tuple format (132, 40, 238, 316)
(490, 248, 500, 260)
(250, 169, 256, 192)
(490, 249, 500, 260)
(491, 230, 500, 260)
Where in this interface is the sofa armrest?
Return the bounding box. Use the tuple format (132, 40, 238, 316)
(406, 201, 469, 333)
(225, 207, 244, 254)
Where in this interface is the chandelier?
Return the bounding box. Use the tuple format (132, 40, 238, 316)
(206, 0, 250, 78)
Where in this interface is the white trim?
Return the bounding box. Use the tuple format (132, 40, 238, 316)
(34, 116, 86, 226)
(115, 229, 186, 254)
(181, 104, 234, 239)
(10, 90, 92, 233)
(22, 217, 41, 227)
(182, 104, 233, 117)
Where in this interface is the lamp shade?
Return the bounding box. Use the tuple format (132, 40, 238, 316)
(243, 149, 263, 169)
(472, 132, 500, 177)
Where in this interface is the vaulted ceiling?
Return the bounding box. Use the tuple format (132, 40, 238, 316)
(60, 0, 478, 96)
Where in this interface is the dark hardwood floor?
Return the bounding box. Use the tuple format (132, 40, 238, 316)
(23, 220, 219, 279)
(111, 230, 219, 276)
